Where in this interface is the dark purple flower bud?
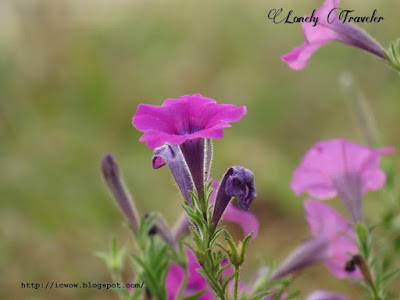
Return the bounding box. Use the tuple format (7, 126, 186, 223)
(212, 166, 256, 227)
(101, 153, 140, 231)
(152, 144, 195, 205)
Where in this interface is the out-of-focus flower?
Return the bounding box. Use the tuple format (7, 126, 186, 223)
(132, 94, 246, 196)
(270, 200, 361, 280)
(291, 138, 394, 223)
(307, 290, 350, 300)
(173, 180, 259, 239)
(212, 167, 257, 227)
(165, 249, 213, 300)
(281, 0, 386, 70)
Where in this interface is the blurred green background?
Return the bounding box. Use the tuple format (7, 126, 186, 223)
(1, 0, 399, 299)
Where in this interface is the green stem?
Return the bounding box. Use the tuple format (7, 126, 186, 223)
(176, 265, 188, 300)
(233, 265, 240, 300)
(111, 271, 125, 300)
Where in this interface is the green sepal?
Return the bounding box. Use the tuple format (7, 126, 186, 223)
(182, 290, 206, 300)
(240, 231, 254, 263)
(249, 290, 276, 300)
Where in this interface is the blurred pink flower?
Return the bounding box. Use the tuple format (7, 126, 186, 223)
(291, 138, 394, 223)
(307, 290, 350, 300)
(270, 200, 361, 280)
(166, 249, 213, 300)
(281, 0, 386, 70)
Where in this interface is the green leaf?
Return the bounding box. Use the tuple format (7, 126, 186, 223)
(223, 231, 238, 260)
(182, 290, 206, 300)
(382, 268, 400, 290)
(356, 223, 370, 258)
(285, 290, 301, 300)
(250, 290, 276, 300)
(215, 262, 232, 279)
(221, 268, 239, 291)
(209, 227, 226, 247)
(240, 231, 254, 263)
(382, 49, 397, 69)
(391, 41, 400, 66)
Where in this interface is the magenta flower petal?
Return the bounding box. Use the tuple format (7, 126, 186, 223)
(185, 250, 209, 291)
(305, 197, 351, 236)
(166, 264, 185, 300)
(281, 0, 386, 70)
(132, 94, 247, 149)
(166, 249, 213, 300)
(271, 200, 361, 280)
(291, 138, 394, 223)
(133, 94, 246, 200)
(165, 249, 214, 300)
(307, 290, 350, 300)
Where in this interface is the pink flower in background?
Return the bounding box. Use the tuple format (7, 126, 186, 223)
(132, 94, 246, 149)
(307, 290, 350, 300)
(166, 249, 213, 300)
(291, 138, 394, 223)
(133, 94, 247, 197)
(281, 0, 386, 70)
(270, 200, 361, 280)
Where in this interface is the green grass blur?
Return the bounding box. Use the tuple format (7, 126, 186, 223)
(1, 0, 399, 299)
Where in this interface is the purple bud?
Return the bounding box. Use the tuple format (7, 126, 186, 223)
(147, 214, 177, 249)
(212, 166, 256, 227)
(172, 212, 191, 240)
(152, 144, 195, 205)
(179, 138, 206, 198)
(101, 153, 139, 231)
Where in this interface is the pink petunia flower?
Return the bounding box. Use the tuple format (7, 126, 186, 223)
(165, 249, 214, 300)
(291, 138, 394, 223)
(281, 0, 386, 70)
(133, 94, 246, 199)
(306, 290, 350, 300)
(270, 200, 361, 280)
